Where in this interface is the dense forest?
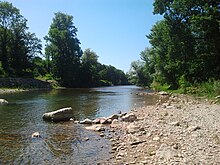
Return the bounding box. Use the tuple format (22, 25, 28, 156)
(128, 0, 220, 96)
(0, 1, 128, 87)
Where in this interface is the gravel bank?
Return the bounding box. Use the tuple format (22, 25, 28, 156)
(103, 94, 220, 164)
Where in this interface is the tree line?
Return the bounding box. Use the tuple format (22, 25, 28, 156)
(0, 1, 128, 87)
(129, 0, 220, 92)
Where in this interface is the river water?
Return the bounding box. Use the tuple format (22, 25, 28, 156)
(0, 86, 157, 164)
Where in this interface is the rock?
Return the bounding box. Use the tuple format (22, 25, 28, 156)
(74, 121, 79, 124)
(111, 119, 121, 128)
(112, 119, 120, 125)
(122, 113, 137, 122)
(85, 125, 105, 132)
(187, 125, 201, 132)
(79, 118, 93, 124)
(130, 140, 146, 146)
(112, 146, 117, 150)
(42, 107, 73, 122)
(0, 99, 8, 105)
(100, 118, 112, 124)
(126, 123, 140, 134)
(215, 95, 220, 99)
(107, 114, 119, 120)
(153, 136, 160, 141)
(100, 133, 105, 137)
(84, 137, 89, 141)
(119, 112, 127, 117)
(156, 144, 177, 160)
(158, 91, 169, 95)
(92, 118, 103, 124)
(169, 121, 180, 126)
(31, 132, 41, 138)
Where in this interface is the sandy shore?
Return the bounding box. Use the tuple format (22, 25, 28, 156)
(102, 93, 220, 164)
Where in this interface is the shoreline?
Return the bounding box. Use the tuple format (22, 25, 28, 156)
(0, 88, 27, 94)
(100, 93, 220, 164)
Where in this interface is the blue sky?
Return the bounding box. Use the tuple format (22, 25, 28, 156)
(7, 0, 161, 72)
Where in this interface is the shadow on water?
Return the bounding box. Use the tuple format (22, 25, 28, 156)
(0, 86, 157, 164)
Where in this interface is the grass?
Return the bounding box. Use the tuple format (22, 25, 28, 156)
(151, 80, 220, 103)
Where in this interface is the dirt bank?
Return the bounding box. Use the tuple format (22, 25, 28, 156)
(103, 93, 220, 164)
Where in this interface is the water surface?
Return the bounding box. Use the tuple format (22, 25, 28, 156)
(0, 86, 156, 164)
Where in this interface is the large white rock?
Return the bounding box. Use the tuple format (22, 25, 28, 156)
(0, 99, 8, 105)
(43, 107, 73, 122)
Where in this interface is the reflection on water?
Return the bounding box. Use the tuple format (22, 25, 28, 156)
(0, 86, 156, 164)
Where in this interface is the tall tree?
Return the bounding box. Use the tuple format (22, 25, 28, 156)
(0, 1, 42, 77)
(0, 1, 20, 74)
(45, 12, 82, 87)
(80, 48, 99, 87)
(154, 0, 220, 80)
(144, 0, 220, 88)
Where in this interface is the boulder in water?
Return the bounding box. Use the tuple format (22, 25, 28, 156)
(43, 107, 73, 122)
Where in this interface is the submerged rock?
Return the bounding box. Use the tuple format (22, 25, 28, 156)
(31, 132, 41, 138)
(42, 107, 73, 122)
(85, 125, 105, 132)
(0, 99, 8, 105)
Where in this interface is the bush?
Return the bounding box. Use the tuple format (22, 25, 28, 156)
(195, 79, 220, 98)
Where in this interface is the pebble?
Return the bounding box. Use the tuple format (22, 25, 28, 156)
(90, 94, 220, 164)
(187, 125, 201, 132)
(169, 121, 180, 126)
(153, 136, 160, 141)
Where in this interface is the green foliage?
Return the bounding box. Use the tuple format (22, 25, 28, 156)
(80, 48, 99, 87)
(0, 1, 42, 77)
(131, 0, 220, 95)
(0, 2, 128, 88)
(45, 12, 82, 87)
(195, 80, 220, 98)
(98, 64, 128, 86)
(151, 0, 220, 86)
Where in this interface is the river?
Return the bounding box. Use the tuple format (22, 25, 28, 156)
(0, 86, 157, 164)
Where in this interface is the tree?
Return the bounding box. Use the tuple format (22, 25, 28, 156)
(80, 49, 128, 87)
(134, 0, 220, 89)
(80, 48, 99, 87)
(0, 1, 42, 77)
(128, 60, 151, 86)
(102, 65, 128, 85)
(45, 12, 82, 87)
(0, 1, 19, 74)
(152, 0, 220, 84)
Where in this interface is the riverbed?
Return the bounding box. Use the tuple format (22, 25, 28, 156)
(0, 86, 157, 164)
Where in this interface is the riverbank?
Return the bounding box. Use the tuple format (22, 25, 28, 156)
(102, 93, 220, 164)
(0, 78, 52, 94)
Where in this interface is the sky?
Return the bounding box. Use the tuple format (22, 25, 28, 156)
(6, 0, 162, 72)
